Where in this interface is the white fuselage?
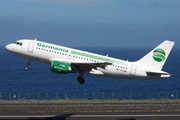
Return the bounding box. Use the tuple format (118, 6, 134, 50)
(6, 39, 172, 79)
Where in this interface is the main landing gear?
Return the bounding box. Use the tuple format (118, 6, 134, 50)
(77, 71, 85, 84)
(24, 60, 31, 71)
(77, 76, 85, 84)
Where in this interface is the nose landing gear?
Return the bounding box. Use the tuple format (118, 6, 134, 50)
(24, 60, 31, 71)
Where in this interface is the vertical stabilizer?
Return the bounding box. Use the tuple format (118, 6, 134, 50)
(137, 40, 175, 70)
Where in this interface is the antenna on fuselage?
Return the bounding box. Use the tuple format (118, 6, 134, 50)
(34, 38, 37, 41)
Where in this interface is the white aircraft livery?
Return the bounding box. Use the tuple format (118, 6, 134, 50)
(6, 39, 174, 84)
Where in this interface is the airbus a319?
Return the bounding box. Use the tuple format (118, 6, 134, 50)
(6, 39, 174, 84)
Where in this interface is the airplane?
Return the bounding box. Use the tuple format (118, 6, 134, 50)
(5, 39, 174, 84)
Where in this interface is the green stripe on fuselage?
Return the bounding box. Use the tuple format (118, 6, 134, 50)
(71, 51, 127, 65)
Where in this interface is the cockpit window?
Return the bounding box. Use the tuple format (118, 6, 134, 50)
(14, 42, 23, 46)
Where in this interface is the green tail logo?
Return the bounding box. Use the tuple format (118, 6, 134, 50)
(153, 48, 166, 62)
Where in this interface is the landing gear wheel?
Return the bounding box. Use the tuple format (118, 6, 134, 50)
(24, 66, 29, 71)
(77, 76, 85, 84)
(24, 60, 31, 71)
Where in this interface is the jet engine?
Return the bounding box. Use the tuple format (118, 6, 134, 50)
(51, 61, 72, 74)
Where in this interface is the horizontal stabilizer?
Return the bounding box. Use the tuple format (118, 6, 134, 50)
(146, 71, 170, 75)
(146, 70, 171, 78)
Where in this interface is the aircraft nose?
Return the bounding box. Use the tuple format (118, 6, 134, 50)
(6, 44, 10, 51)
(5, 44, 13, 52)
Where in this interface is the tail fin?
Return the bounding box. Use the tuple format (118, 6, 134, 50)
(137, 40, 175, 70)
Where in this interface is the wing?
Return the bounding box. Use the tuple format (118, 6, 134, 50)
(71, 62, 112, 71)
(49, 57, 111, 72)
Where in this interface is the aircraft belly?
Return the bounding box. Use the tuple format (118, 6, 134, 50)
(15, 48, 51, 64)
(97, 67, 129, 78)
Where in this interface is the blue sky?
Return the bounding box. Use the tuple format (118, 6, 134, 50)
(0, 0, 180, 48)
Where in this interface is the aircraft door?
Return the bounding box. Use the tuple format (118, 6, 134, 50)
(130, 65, 137, 75)
(27, 42, 35, 53)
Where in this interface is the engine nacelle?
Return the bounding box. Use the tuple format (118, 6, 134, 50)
(51, 61, 72, 74)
